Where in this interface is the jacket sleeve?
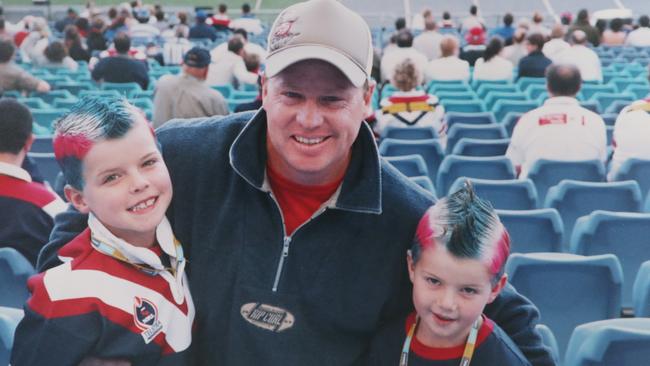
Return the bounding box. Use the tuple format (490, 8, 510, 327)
(483, 282, 557, 366)
(36, 205, 88, 272)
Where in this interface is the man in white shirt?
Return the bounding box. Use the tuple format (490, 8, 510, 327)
(424, 35, 470, 83)
(543, 24, 570, 59)
(206, 34, 258, 88)
(460, 5, 485, 32)
(129, 8, 160, 39)
(506, 64, 607, 178)
(380, 30, 428, 85)
(625, 15, 650, 47)
(553, 30, 602, 82)
(413, 17, 443, 61)
(608, 99, 650, 180)
(210, 28, 267, 62)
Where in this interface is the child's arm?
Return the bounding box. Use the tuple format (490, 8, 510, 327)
(36, 205, 88, 272)
(484, 282, 556, 366)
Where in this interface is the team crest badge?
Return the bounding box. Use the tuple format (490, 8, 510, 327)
(269, 11, 300, 52)
(134, 297, 164, 343)
(240, 302, 295, 332)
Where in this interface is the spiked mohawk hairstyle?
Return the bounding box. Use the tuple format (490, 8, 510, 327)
(412, 181, 510, 285)
(53, 96, 148, 190)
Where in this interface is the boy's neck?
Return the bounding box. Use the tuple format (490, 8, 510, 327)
(415, 316, 483, 349)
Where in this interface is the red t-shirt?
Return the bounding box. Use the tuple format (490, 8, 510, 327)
(267, 165, 343, 236)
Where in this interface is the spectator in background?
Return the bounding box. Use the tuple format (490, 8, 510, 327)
(206, 34, 258, 88)
(19, 17, 49, 64)
(243, 52, 261, 74)
(473, 37, 514, 81)
(153, 47, 228, 128)
(34, 40, 79, 71)
(0, 98, 66, 266)
(153, 7, 169, 32)
(594, 19, 607, 40)
(173, 11, 190, 39)
(506, 64, 606, 178)
(375, 58, 446, 143)
(460, 5, 485, 32)
(73, 16, 89, 38)
(608, 99, 650, 180)
(91, 32, 149, 89)
(86, 17, 107, 54)
(234, 75, 262, 113)
(518, 33, 552, 79)
(440, 11, 455, 29)
(503, 27, 528, 66)
(229, 2, 263, 35)
(554, 30, 602, 82)
(491, 13, 515, 45)
(394, 17, 407, 32)
(210, 28, 267, 62)
(0, 18, 11, 40)
(460, 26, 486, 66)
(64, 25, 90, 62)
(413, 16, 443, 61)
(162, 26, 192, 65)
(568, 9, 600, 46)
(528, 12, 550, 38)
(210, 3, 230, 31)
(543, 24, 570, 59)
(380, 29, 428, 85)
(602, 18, 626, 45)
(625, 15, 650, 47)
(0, 39, 50, 93)
(189, 10, 217, 42)
(104, 6, 130, 42)
(54, 7, 78, 33)
(129, 8, 160, 39)
(424, 35, 470, 82)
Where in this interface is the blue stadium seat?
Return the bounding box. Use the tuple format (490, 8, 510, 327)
(381, 126, 438, 141)
(624, 84, 650, 100)
(409, 176, 437, 198)
(378, 138, 445, 183)
(444, 112, 496, 129)
(100, 81, 142, 96)
(544, 180, 643, 248)
(484, 91, 528, 111)
(501, 111, 523, 136)
(526, 159, 606, 203)
(31, 90, 75, 105)
(79, 89, 122, 99)
(470, 79, 511, 91)
(492, 100, 538, 122)
(578, 84, 617, 101)
(606, 125, 614, 146)
(526, 84, 548, 101)
(0, 248, 35, 308)
(27, 152, 61, 187)
(449, 177, 538, 210)
(590, 92, 635, 113)
(536, 324, 560, 366)
(571, 210, 650, 308)
(579, 100, 601, 114)
(564, 318, 650, 366)
(383, 155, 429, 177)
(445, 123, 507, 154)
(17, 97, 50, 109)
(475, 83, 518, 99)
(516, 77, 546, 92)
(30, 136, 53, 153)
(605, 99, 633, 114)
(31, 108, 69, 131)
(600, 113, 617, 126)
(610, 158, 650, 198)
(633, 261, 650, 317)
(52, 97, 80, 109)
(436, 155, 515, 196)
(55, 81, 97, 96)
(610, 77, 648, 93)
(129, 90, 154, 99)
(506, 253, 623, 359)
(428, 83, 471, 94)
(212, 84, 234, 98)
(497, 208, 563, 253)
(451, 137, 510, 157)
(435, 91, 478, 102)
(440, 100, 485, 113)
(0, 306, 24, 366)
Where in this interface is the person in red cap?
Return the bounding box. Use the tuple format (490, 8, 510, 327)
(460, 26, 486, 66)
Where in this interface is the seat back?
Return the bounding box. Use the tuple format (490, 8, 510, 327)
(441, 100, 485, 113)
(497, 208, 563, 253)
(564, 318, 650, 366)
(449, 177, 538, 210)
(527, 159, 606, 202)
(26, 152, 61, 186)
(571, 210, 650, 308)
(444, 112, 495, 129)
(451, 138, 510, 157)
(378, 138, 445, 183)
(0, 248, 35, 308)
(536, 324, 560, 366)
(0, 306, 25, 366)
(383, 155, 429, 177)
(492, 100, 538, 122)
(501, 111, 524, 136)
(436, 155, 515, 196)
(611, 158, 650, 198)
(30, 136, 54, 153)
(633, 261, 650, 317)
(445, 123, 507, 154)
(381, 126, 438, 141)
(544, 180, 643, 249)
(506, 253, 623, 359)
(484, 91, 528, 111)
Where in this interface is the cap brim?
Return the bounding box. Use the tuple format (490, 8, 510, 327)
(265, 45, 367, 87)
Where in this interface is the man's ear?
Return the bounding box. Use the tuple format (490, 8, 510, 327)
(363, 79, 376, 108)
(260, 74, 269, 105)
(487, 273, 508, 304)
(64, 185, 91, 214)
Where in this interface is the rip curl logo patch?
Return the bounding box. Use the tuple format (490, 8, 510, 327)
(240, 303, 295, 332)
(134, 297, 163, 343)
(269, 12, 300, 52)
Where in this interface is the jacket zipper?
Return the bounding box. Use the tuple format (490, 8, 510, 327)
(268, 192, 328, 292)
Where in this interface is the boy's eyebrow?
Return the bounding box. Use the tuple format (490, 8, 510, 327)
(139, 151, 160, 161)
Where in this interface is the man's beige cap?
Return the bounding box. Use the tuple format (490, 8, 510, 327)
(265, 0, 373, 87)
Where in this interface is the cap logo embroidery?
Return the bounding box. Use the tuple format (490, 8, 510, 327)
(269, 12, 300, 52)
(240, 302, 295, 332)
(134, 296, 164, 343)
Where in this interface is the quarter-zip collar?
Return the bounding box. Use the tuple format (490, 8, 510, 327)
(229, 109, 382, 214)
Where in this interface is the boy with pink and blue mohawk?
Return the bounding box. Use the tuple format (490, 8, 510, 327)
(368, 183, 532, 366)
(11, 96, 194, 366)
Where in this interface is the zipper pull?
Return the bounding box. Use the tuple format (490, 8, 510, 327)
(282, 236, 291, 257)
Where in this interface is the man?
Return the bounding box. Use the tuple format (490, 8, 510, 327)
(490, 13, 515, 45)
(0, 99, 66, 266)
(608, 99, 650, 180)
(567, 9, 600, 46)
(424, 35, 470, 82)
(542, 24, 570, 59)
(229, 3, 263, 35)
(152, 47, 228, 128)
(188, 10, 217, 41)
(412, 16, 443, 61)
(460, 5, 485, 32)
(91, 32, 149, 89)
(553, 30, 602, 82)
(528, 12, 550, 38)
(40, 1, 554, 365)
(380, 29, 428, 85)
(54, 7, 78, 33)
(625, 15, 650, 47)
(128, 8, 160, 39)
(507, 64, 607, 178)
(0, 38, 50, 93)
(518, 33, 552, 79)
(210, 28, 267, 62)
(206, 34, 258, 88)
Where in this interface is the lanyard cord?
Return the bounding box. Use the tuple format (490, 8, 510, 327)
(399, 315, 482, 366)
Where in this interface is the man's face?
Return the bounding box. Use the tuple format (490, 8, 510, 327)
(262, 60, 373, 185)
